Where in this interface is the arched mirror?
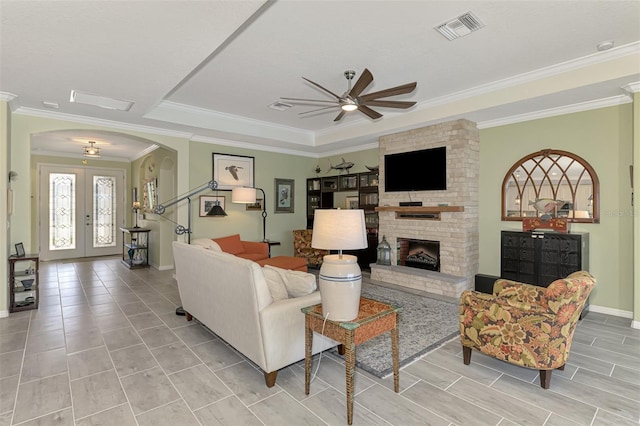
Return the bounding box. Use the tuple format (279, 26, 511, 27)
(502, 149, 599, 223)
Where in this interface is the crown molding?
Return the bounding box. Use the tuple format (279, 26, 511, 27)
(622, 81, 640, 93)
(146, 100, 315, 146)
(413, 42, 640, 115)
(190, 134, 319, 158)
(13, 107, 195, 139)
(0, 92, 18, 102)
(477, 95, 632, 129)
(131, 144, 160, 162)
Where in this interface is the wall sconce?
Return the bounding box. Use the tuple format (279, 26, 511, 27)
(588, 194, 593, 207)
(515, 194, 521, 205)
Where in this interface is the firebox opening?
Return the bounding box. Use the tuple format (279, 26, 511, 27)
(398, 238, 440, 272)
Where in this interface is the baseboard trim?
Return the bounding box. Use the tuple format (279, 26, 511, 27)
(588, 304, 633, 319)
(156, 263, 174, 271)
(0, 310, 9, 318)
(632, 320, 640, 330)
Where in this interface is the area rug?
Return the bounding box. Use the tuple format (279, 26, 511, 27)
(329, 277, 459, 378)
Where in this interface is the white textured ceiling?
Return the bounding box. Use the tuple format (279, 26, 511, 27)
(1, 1, 639, 160)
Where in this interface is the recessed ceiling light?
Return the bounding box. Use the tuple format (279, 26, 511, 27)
(596, 40, 614, 51)
(70, 90, 134, 111)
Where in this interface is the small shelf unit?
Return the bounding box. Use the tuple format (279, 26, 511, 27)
(8, 253, 39, 313)
(120, 227, 151, 269)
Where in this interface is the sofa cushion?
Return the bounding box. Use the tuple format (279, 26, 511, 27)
(264, 265, 317, 298)
(262, 267, 290, 301)
(191, 238, 222, 252)
(213, 234, 244, 255)
(238, 253, 267, 262)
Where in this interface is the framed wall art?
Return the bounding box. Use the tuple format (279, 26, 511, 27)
(246, 198, 263, 211)
(199, 195, 225, 217)
(212, 153, 255, 190)
(275, 178, 294, 213)
(15, 242, 25, 257)
(345, 196, 359, 209)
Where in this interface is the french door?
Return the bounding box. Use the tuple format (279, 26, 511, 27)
(39, 165, 125, 261)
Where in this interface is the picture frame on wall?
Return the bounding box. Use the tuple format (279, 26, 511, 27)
(275, 178, 295, 213)
(15, 242, 25, 257)
(246, 198, 263, 211)
(212, 153, 255, 190)
(199, 195, 225, 217)
(345, 196, 359, 209)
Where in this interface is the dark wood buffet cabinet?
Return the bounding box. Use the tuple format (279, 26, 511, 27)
(500, 230, 590, 315)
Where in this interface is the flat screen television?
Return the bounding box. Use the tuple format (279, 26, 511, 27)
(384, 146, 447, 192)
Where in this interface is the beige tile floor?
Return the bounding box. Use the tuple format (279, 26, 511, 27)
(0, 256, 639, 425)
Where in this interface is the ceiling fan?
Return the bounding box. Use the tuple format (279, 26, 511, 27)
(281, 68, 417, 122)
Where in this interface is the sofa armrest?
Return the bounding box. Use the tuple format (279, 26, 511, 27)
(242, 241, 269, 257)
(259, 291, 337, 372)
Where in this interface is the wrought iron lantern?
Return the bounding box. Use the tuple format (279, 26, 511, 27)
(376, 235, 391, 265)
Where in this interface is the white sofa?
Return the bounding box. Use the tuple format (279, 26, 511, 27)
(172, 241, 337, 387)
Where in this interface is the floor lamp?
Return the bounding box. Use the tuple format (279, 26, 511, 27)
(232, 187, 268, 242)
(311, 208, 367, 321)
(153, 180, 227, 315)
(153, 180, 227, 244)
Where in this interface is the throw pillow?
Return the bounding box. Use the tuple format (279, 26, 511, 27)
(262, 266, 289, 301)
(264, 265, 317, 298)
(190, 238, 222, 252)
(213, 234, 245, 255)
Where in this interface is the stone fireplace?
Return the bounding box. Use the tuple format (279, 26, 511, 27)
(370, 119, 479, 298)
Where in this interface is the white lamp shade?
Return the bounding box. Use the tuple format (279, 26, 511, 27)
(232, 187, 257, 204)
(312, 209, 367, 250)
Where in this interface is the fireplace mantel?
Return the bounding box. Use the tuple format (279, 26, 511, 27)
(375, 206, 464, 213)
(376, 205, 464, 220)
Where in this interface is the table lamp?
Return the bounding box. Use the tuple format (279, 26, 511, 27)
(311, 208, 367, 321)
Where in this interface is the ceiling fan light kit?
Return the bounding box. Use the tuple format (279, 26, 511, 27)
(282, 68, 417, 122)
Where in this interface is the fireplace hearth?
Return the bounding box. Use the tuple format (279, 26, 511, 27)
(398, 238, 440, 272)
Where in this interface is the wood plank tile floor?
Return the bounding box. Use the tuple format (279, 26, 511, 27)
(0, 257, 638, 425)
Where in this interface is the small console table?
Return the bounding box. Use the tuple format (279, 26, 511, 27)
(302, 298, 401, 425)
(120, 227, 150, 269)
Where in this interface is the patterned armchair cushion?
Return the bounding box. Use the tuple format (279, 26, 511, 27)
(460, 271, 595, 372)
(292, 229, 328, 266)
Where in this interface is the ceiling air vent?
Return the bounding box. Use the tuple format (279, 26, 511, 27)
(435, 11, 484, 41)
(269, 101, 292, 111)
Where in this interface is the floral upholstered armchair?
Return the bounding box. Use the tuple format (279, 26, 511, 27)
(459, 270, 596, 389)
(292, 229, 328, 267)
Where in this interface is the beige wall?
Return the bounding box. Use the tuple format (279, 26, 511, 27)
(2, 104, 636, 317)
(479, 104, 634, 313)
(186, 142, 317, 258)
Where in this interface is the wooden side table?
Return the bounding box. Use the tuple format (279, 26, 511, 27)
(302, 298, 401, 425)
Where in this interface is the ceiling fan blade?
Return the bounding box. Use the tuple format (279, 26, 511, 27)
(358, 82, 417, 102)
(299, 105, 340, 115)
(358, 105, 383, 120)
(302, 77, 341, 99)
(333, 110, 346, 122)
(349, 68, 373, 98)
(281, 97, 339, 104)
(361, 100, 416, 109)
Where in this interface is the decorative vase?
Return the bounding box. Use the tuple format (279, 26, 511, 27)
(318, 254, 362, 321)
